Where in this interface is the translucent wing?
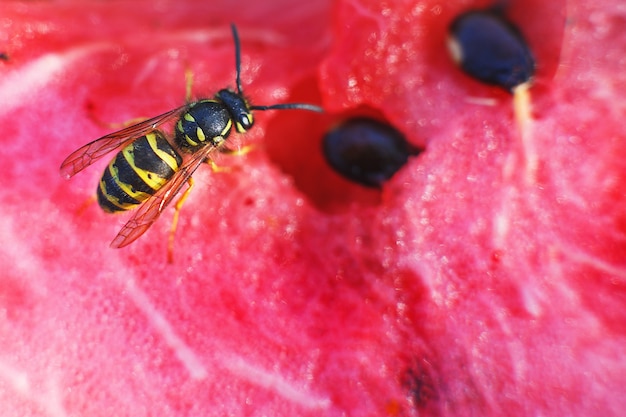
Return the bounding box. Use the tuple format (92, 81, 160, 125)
(110, 142, 220, 248)
(60, 105, 188, 179)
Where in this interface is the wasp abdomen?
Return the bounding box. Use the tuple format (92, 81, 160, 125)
(97, 132, 183, 213)
(176, 99, 233, 148)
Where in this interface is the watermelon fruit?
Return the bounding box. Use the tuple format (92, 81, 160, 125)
(0, 0, 624, 416)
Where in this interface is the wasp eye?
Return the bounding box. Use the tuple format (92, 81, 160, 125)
(237, 113, 254, 131)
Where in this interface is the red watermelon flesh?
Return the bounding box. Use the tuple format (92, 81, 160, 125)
(0, 0, 624, 416)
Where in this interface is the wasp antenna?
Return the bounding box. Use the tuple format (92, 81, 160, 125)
(250, 103, 324, 113)
(231, 23, 244, 94)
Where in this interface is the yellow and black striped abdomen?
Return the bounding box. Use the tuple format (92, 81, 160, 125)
(97, 132, 183, 213)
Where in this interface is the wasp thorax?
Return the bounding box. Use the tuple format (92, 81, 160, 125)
(175, 100, 232, 148)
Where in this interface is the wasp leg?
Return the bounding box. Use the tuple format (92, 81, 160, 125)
(167, 177, 194, 263)
(219, 144, 256, 156)
(206, 159, 232, 173)
(76, 194, 98, 216)
(185, 66, 194, 103)
(203, 144, 257, 173)
(88, 109, 151, 130)
(110, 117, 151, 129)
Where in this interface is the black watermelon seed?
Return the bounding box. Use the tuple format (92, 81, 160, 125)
(322, 118, 421, 188)
(449, 10, 535, 91)
(402, 361, 438, 411)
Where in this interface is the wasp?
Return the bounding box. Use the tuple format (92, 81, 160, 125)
(60, 24, 322, 257)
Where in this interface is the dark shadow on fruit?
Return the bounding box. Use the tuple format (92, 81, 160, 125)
(264, 77, 423, 213)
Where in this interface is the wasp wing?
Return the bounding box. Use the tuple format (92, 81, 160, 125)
(110, 142, 220, 249)
(60, 105, 188, 179)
